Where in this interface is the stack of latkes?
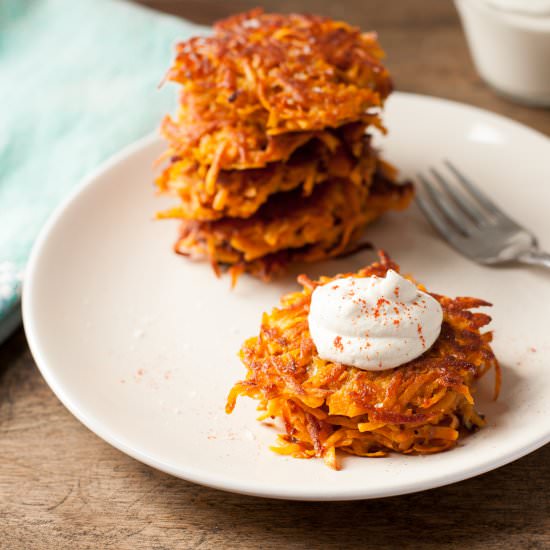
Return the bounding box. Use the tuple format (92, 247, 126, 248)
(156, 9, 413, 281)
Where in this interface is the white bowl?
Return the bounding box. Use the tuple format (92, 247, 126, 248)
(455, 0, 550, 106)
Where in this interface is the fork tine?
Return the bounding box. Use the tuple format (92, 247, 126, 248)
(444, 160, 516, 224)
(430, 167, 489, 226)
(418, 174, 471, 235)
(415, 179, 463, 244)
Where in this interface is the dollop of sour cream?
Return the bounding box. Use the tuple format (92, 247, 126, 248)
(308, 270, 443, 371)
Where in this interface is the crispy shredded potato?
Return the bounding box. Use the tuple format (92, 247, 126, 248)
(156, 123, 371, 221)
(156, 10, 413, 282)
(226, 252, 501, 469)
(161, 9, 392, 169)
(173, 160, 413, 279)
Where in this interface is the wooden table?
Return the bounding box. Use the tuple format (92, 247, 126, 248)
(2, 1, 549, 548)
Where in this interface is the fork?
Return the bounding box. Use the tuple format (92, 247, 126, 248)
(415, 160, 550, 269)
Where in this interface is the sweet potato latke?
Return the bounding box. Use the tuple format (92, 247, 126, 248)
(226, 252, 500, 469)
(157, 123, 370, 221)
(174, 160, 412, 280)
(162, 9, 391, 169)
(156, 9, 413, 280)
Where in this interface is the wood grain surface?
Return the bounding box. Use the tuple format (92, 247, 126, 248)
(1, 1, 549, 548)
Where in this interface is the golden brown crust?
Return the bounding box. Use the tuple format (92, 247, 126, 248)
(226, 252, 501, 469)
(156, 10, 414, 283)
(173, 161, 414, 276)
(162, 9, 392, 169)
(156, 124, 373, 221)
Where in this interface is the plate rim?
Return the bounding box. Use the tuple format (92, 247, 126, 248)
(22, 91, 550, 501)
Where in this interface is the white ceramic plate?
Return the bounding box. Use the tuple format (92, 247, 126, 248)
(23, 93, 550, 501)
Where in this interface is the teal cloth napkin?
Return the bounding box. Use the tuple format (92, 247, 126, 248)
(0, 0, 207, 343)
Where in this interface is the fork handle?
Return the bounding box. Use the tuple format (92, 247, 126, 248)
(517, 249, 550, 269)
